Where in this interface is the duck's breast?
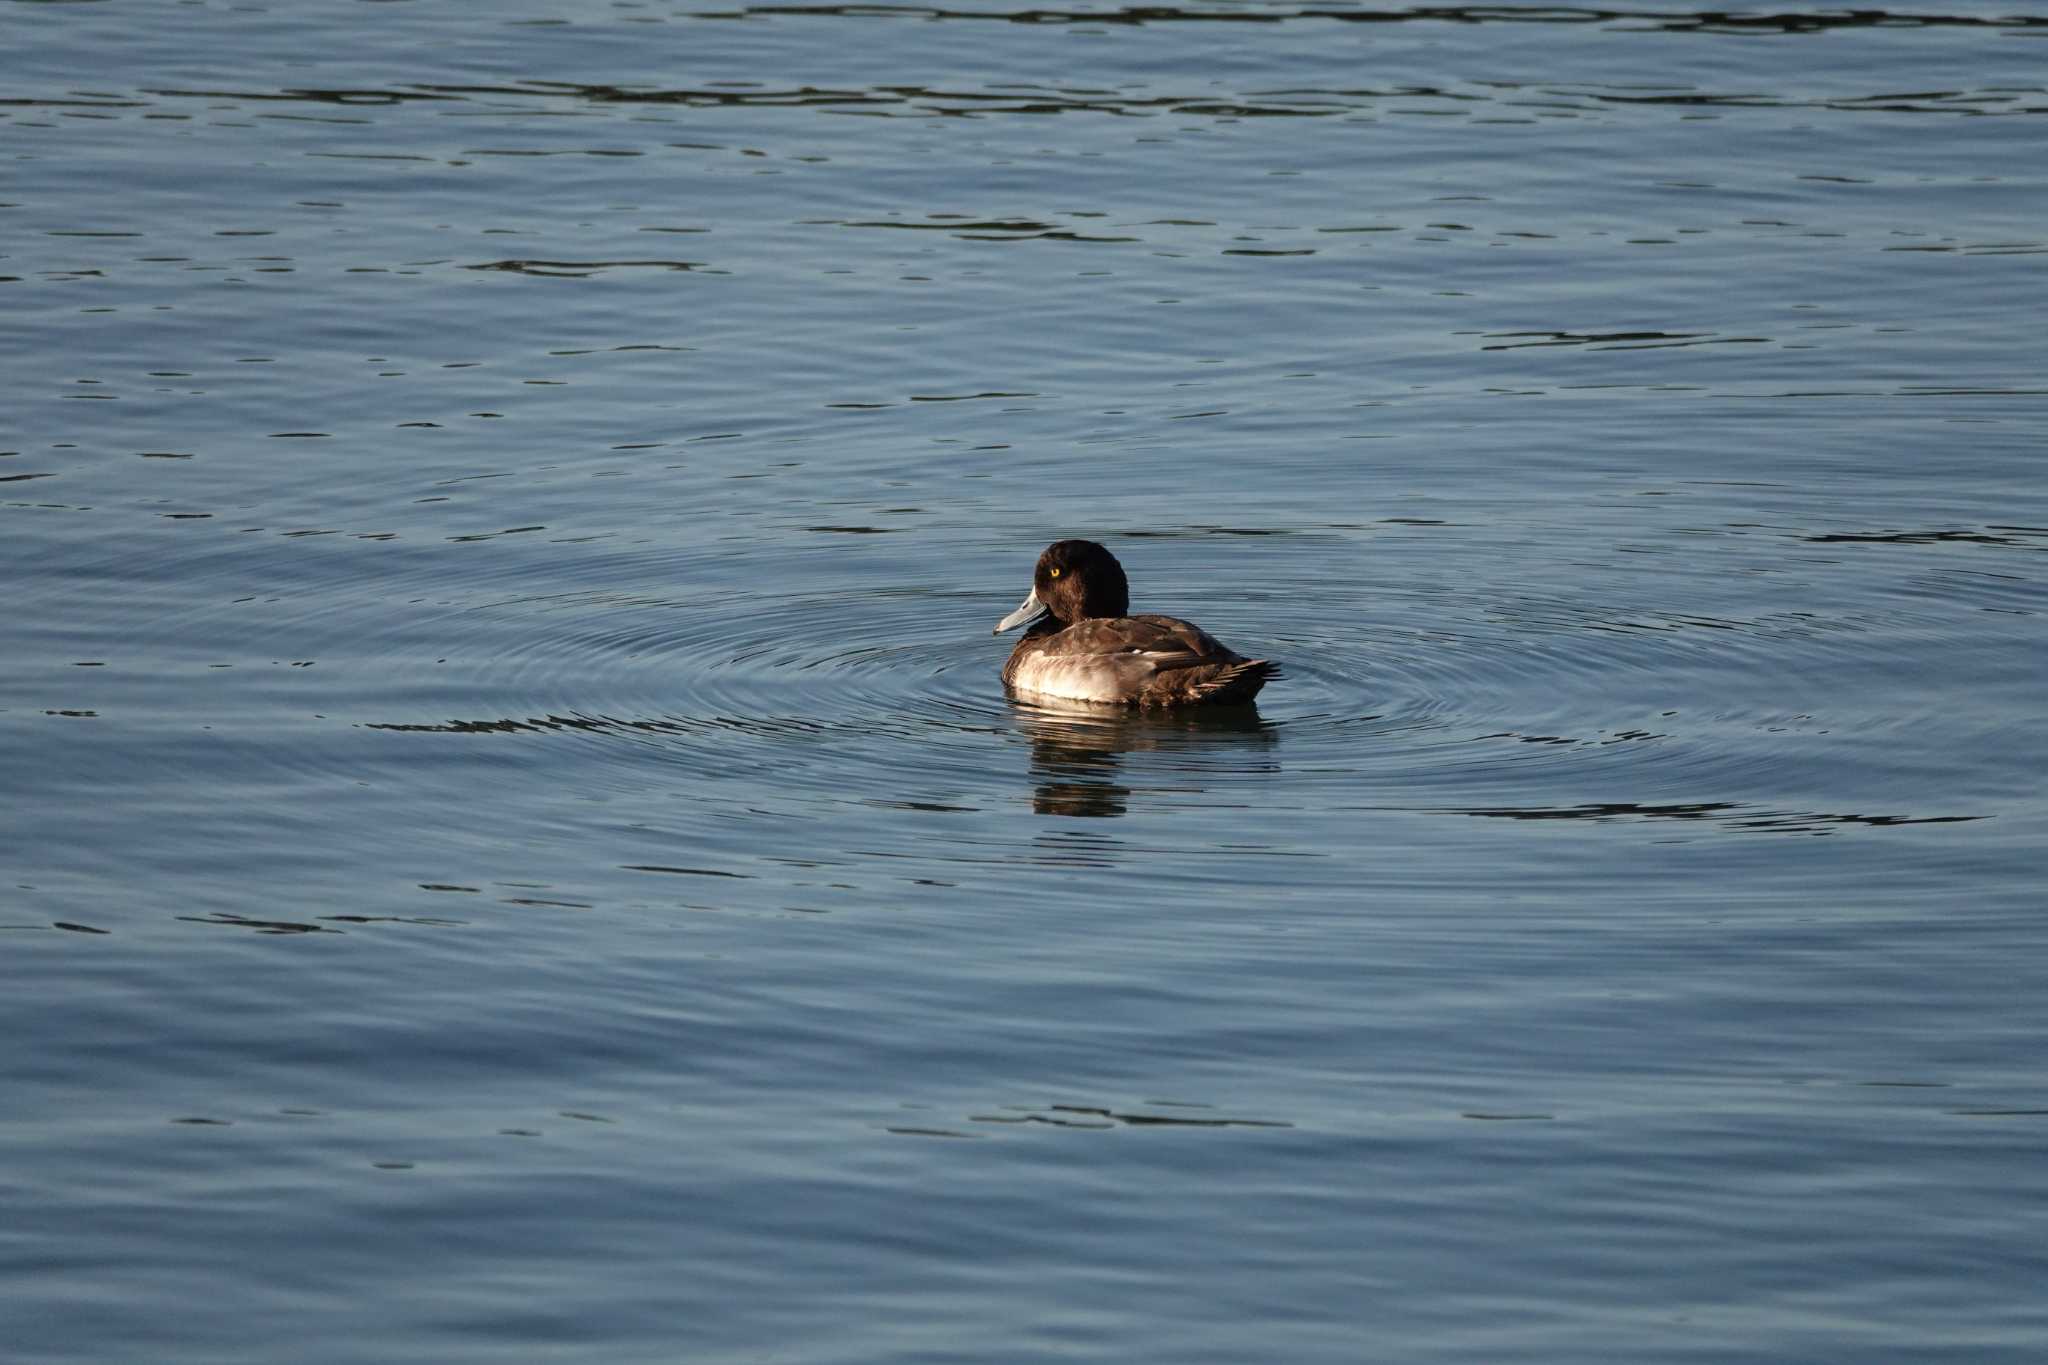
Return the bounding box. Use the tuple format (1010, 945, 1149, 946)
(1005, 648, 1162, 703)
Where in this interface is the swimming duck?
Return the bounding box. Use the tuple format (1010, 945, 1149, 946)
(992, 539, 1276, 706)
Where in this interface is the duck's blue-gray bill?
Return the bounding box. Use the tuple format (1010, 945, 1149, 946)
(993, 589, 1047, 635)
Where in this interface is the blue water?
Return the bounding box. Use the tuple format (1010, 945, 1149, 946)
(5, 2, 2047, 1360)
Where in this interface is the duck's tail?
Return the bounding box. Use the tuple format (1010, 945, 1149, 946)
(1182, 657, 1278, 705)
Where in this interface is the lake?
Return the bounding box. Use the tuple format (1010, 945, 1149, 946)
(4, 1, 2046, 1360)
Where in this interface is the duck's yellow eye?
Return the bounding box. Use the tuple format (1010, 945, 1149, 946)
(1048, 566, 1062, 579)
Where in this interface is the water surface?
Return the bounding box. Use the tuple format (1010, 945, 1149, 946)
(5, 2, 2047, 1360)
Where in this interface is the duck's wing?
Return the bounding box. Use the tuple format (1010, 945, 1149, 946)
(1119, 616, 1278, 704)
(1124, 614, 1239, 661)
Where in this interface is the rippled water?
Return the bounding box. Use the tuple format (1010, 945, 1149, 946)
(6, 2, 2047, 1360)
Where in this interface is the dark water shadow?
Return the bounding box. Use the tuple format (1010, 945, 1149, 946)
(694, 5, 2046, 39)
(1448, 800, 1986, 837)
(1010, 698, 1279, 819)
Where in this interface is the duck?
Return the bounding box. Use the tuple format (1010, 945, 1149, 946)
(992, 539, 1277, 706)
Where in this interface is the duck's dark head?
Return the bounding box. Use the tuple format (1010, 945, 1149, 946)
(993, 539, 1131, 635)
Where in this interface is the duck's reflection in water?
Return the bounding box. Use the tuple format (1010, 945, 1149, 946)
(1011, 698, 1280, 819)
